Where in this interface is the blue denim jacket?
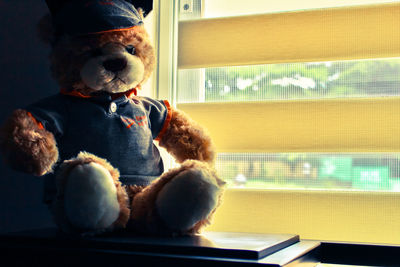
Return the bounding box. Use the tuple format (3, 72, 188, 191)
(26, 93, 170, 203)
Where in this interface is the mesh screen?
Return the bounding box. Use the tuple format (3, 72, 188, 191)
(216, 153, 400, 191)
(177, 58, 400, 103)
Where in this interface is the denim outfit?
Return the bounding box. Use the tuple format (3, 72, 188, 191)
(26, 93, 170, 203)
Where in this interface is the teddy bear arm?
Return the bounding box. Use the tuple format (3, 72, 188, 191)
(0, 109, 59, 176)
(158, 107, 216, 165)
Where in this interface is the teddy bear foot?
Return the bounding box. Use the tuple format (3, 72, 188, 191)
(63, 162, 120, 230)
(154, 161, 224, 233)
(53, 152, 130, 234)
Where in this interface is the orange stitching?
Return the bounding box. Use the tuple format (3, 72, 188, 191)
(155, 100, 172, 141)
(27, 112, 44, 130)
(60, 87, 137, 99)
(86, 25, 141, 35)
(121, 116, 136, 128)
(60, 88, 92, 98)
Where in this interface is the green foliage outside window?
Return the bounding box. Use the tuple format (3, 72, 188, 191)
(204, 59, 400, 102)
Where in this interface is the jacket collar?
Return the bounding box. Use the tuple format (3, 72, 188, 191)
(60, 87, 138, 100)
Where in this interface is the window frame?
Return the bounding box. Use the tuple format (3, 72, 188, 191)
(154, 0, 400, 244)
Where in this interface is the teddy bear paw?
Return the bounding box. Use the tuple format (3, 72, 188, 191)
(155, 165, 223, 232)
(63, 162, 120, 231)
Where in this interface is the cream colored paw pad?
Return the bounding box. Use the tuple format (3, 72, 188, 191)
(64, 162, 119, 230)
(155, 168, 221, 231)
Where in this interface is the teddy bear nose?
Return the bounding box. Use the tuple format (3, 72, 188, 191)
(103, 58, 127, 72)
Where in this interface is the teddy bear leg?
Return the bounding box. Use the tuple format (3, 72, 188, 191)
(52, 152, 130, 234)
(130, 160, 225, 235)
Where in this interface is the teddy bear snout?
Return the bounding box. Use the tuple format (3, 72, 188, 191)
(103, 57, 127, 73)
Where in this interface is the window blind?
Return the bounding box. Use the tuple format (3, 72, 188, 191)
(178, 2, 400, 69)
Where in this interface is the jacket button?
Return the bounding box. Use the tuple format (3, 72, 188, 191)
(110, 102, 117, 113)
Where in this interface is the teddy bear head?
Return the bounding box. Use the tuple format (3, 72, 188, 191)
(38, 0, 155, 96)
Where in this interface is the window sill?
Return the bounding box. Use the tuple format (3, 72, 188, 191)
(1, 228, 399, 266)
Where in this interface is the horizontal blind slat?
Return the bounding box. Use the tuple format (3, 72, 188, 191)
(178, 3, 400, 69)
(207, 189, 400, 244)
(177, 97, 400, 152)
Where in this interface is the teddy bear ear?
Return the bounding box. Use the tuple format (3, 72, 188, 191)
(37, 13, 57, 45)
(126, 0, 153, 17)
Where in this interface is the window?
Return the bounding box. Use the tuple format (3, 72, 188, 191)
(155, 0, 400, 244)
(178, 58, 400, 192)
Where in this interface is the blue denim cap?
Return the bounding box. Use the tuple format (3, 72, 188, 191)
(46, 0, 145, 35)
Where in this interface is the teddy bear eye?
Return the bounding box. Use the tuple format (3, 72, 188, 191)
(126, 45, 135, 55)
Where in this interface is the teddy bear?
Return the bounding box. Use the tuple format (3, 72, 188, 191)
(0, 0, 225, 236)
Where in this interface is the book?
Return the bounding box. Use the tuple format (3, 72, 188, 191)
(2, 228, 299, 260)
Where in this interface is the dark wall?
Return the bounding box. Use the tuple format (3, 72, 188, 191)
(0, 0, 57, 232)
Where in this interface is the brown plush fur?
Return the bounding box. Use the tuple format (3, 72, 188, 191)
(52, 152, 130, 234)
(0, 109, 58, 176)
(159, 108, 216, 165)
(128, 160, 225, 235)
